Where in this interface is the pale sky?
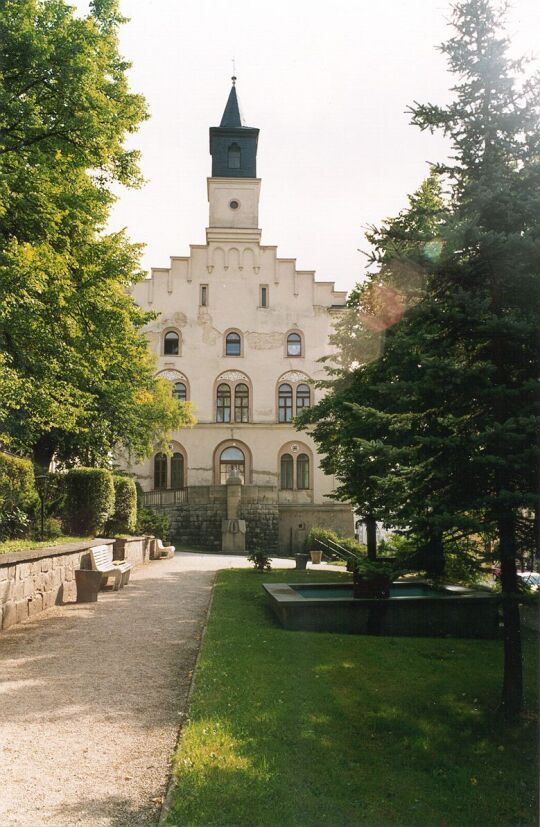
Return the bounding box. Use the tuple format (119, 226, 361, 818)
(75, 0, 539, 294)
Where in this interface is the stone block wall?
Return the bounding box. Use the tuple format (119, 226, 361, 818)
(239, 502, 279, 553)
(113, 536, 151, 566)
(0, 540, 114, 631)
(168, 503, 224, 550)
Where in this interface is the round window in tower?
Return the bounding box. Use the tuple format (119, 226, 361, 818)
(229, 199, 239, 210)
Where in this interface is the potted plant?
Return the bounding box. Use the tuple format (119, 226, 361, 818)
(310, 547, 323, 564)
(352, 560, 397, 599)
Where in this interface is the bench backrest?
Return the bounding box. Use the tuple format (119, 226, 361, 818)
(90, 544, 114, 570)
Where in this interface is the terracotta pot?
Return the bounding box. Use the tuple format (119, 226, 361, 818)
(310, 550, 322, 565)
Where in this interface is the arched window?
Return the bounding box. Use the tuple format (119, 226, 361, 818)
(234, 383, 249, 422)
(286, 332, 302, 357)
(225, 331, 242, 356)
(297, 453, 310, 490)
(154, 452, 167, 489)
(278, 383, 293, 423)
(173, 382, 186, 402)
(170, 453, 185, 489)
(280, 454, 294, 490)
(228, 143, 241, 169)
(296, 383, 311, 412)
(220, 446, 245, 484)
(216, 383, 231, 422)
(164, 331, 179, 355)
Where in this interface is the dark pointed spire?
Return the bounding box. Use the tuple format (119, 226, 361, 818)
(220, 76, 243, 127)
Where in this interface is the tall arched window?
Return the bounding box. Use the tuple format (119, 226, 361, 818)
(234, 383, 249, 422)
(216, 383, 231, 422)
(164, 331, 180, 355)
(228, 143, 241, 169)
(280, 454, 294, 490)
(297, 453, 310, 490)
(173, 382, 186, 401)
(170, 453, 185, 489)
(220, 446, 245, 484)
(296, 383, 311, 412)
(278, 383, 293, 423)
(286, 332, 302, 357)
(225, 331, 242, 356)
(154, 453, 167, 489)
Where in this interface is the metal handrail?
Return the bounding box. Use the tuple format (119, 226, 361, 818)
(313, 537, 362, 566)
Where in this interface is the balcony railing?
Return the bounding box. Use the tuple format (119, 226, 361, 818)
(143, 488, 188, 507)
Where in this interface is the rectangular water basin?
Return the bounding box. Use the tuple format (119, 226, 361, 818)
(263, 581, 499, 638)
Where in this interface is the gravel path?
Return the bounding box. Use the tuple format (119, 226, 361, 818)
(0, 551, 300, 827)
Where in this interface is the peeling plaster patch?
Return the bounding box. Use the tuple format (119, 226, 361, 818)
(246, 332, 283, 350)
(167, 312, 187, 327)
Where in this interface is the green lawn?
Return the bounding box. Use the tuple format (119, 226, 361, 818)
(166, 569, 538, 827)
(0, 536, 92, 555)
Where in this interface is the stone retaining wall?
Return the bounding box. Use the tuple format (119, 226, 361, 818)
(0, 539, 114, 631)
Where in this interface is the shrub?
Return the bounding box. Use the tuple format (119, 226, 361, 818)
(107, 475, 137, 535)
(0, 451, 38, 514)
(65, 467, 115, 536)
(0, 507, 32, 541)
(248, 549, 272, 571)
(136, 507, 170, 544)
(308, 527, 366, 561)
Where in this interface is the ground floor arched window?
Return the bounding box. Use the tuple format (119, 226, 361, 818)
(170, 452, 184, 489)
(154, 452, 167, 489)
(297, 453, 310, 489)
(280, 453, 294, 489)
(220, 446, 245, 484)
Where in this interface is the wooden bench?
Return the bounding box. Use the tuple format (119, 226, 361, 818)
(90, 545, 132, 590)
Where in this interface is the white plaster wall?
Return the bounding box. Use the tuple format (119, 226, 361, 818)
(127, 176, 348, 506)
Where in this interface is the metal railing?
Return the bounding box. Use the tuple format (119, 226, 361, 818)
(143, 488, 188, 507)
(313, 536, 358, 567)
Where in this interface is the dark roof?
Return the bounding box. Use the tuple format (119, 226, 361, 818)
(220, 82, 243, 127)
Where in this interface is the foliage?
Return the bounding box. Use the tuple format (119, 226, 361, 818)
(0, 0, 194, 467)
(106, 475, 137, 535)
(0, 507, 32, 542)
(0, 451, 38, 514)
(136, 507, 170, 544)
(354, 558, 400, 580)
(64, 467, 115, 536)
(166, 569, 538, 827)
(247, 549, 272, 571)
(299, 0, 540, 716)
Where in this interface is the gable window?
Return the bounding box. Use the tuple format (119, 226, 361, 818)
(296, 383, 311, 412)
(220, 446, 245, 484)
(173, 382, 187, 402)
(280, 454, 294, 490)
(286, 332, 302, 357)
(259, 285, 269, 308)
(200, 284, 208, 307)
(170, 452, 185, 490)
(234, 383, 249, 422)
(216, 383, 231, 422)
(164, 331, 180, 355)
(278, 383, 293, 423)
(297, 453, 310, 490)
(225, 331, 242, 356)
(228, 143, 241, 169)
(154, 452, 167, 490)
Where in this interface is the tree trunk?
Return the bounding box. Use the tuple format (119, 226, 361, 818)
(32, 434, 56, 470)
(366, 516, 377, 561)
(498, 508, 523, 719)
(424, 529, 445, 578)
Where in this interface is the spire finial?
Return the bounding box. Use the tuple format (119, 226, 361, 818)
(231, 58, 236, 85)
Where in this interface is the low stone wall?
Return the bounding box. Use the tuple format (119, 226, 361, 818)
(113, 536, 152, 566)
(0, 539, 114, 631)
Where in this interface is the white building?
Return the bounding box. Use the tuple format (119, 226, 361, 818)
(126, 79, 353, 552)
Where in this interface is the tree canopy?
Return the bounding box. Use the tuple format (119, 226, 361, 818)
(301, 0, 540, 717)
(0, 0, 193, 467)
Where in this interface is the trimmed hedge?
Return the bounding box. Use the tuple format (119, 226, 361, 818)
(0, 451, 38, 512)
(65, 468, 115, 536)
(107, 475, 137, 535)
